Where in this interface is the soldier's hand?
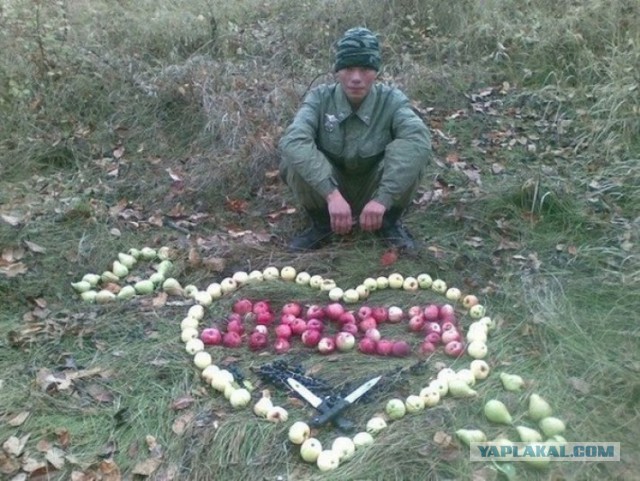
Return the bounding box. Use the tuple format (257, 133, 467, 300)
(359, 200, 386, 231)
(326, 190, 352, 235)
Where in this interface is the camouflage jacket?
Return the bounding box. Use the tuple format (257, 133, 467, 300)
(278, 82, 432, 208)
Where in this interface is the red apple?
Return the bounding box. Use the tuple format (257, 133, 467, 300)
(408, 315, 425, 332)
(365, 328, 381, 342)
(371, 307, 388, 323)
(233, 298, 253, 315)
(223, 331, 242, 348)
(439, 312, 458, 325)
(391, 340, 411, 357)
(419, 341, 437, 355)
(227, 312, 242, 323)
(280, 313, 296, 325)
(444, 340, 465, 357)
(306, 304, 325, 320)
(441, 329, 461, 344)
(281, 302, 302, 317)
(425, 332, 441, 345)
(275, 324, 292, 339)
(336, 332, 355, 352)
(274, 337, 290, 354)
(408, 305, 423, 318)
(357, 306, 373, 321)
(439, 303, 456, 320)
(358, 317, 377, 333)
(256, 310, 275, 326)
(441, 321, 457, 332)
(248, 331, 268, 351)
(325, 302, 345, 321)
(290, 318, 307, 336)
(358, 337, 377, 354)
(252, 300, 271, 314)
(201, 327, 222, 345)
(338, 311, 357, 325)
(318, 337, 336, 354)
(425, 322, 441, 334)
(301, 329, 322, 347)
(341, 323, 358, 336)
(376, 339, 394, 356)
(227, 319, 245, 335)
(424, 304, 440, 322)
(306, 318, 324, 332)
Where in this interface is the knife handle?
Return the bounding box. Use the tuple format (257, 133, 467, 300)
(310, 398, 350, 428)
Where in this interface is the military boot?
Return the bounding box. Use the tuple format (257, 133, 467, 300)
(288, 210, 333, 252)
(377, 207, 416, 251)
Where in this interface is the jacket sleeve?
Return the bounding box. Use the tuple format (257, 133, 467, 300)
(372, 99, 432, 209)
(278, 89, 337, 198)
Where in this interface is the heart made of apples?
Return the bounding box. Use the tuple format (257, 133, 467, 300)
(72, 247, 503, 472)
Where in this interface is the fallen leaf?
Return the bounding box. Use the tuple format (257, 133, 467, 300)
(152, 292, 168, 308)
(201, 256, 225, 272)
(132, 458, 162, 476)
(112, 145, 125, 159)
(433, 431, 452, 447)
(3, 435, 30, 456)
(0, 262, 28, 278)
(568, 377, 590, 395)
(0, 450, 21, 475)
(170, 395, 195, 411)
(7, 411, 30, 427)
(98, 458, 121, 481)
(172, 412, 195, 435)
(55, 428, 71, 449)
(23, 240, 46, 253)
(20, 456, 47, 473)
(45, 447, 66, 470)
(85, 384, 115, 403)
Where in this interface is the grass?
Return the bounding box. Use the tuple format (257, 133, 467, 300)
(1, 0, 639, 480)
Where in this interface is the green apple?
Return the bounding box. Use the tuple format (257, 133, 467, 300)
(328, 287, 344, 301)
(280, 266, 297, 281)
(220, 277, 238, 294)
(376, 276, 389, 289)
(385, 398, 406, 420)
(232, 271, 249, 285)
(309, 275, 323, 289)
(300, 438, 322, 463)
(362, 277, 378, 291)
(431, 279, 447, 294)
(342, 289, 360, 303)
(388, 273, 404, 289)
(417, 273, 433, 288)
(402, 276, 419, 291)
(262, 266, 280, 280)
(295, 271, 311, 285)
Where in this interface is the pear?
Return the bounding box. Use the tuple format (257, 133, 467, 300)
(499, 372, 525, 391)
(522, 445, 551, 469)
(516, 425, 543, 443)
(539, 417, 566, 437)
(71, 280, 92, 293)
(528, 393, 553, 420)
(484, 399, 513, 425)
(456, 429, 486, 446)
(448, 379, 478, 398)
(116, 285, 136, 300)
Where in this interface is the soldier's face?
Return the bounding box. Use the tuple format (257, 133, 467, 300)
(337, 66, 377, 108)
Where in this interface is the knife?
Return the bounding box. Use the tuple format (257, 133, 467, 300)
(287, 378, 355, 431)
(288, 376, 382, 429)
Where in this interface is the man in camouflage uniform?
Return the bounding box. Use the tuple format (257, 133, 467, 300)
(278, 27, 432, 252)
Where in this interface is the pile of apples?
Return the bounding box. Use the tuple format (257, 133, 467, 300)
(194, 296, 487, 359)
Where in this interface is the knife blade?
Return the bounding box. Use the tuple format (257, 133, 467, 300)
(309, 375, 381, 428)
(287, 378, 354, 431)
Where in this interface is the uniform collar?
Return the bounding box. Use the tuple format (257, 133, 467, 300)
(335, 83, 377, 125)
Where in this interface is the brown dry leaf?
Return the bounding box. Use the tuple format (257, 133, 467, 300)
(45, 447, 66, 470)
(224, 198, 249, 214)
(496, 238, 521, 251)
(21, 456, 47, 473)
(187, 248, 201, 268)
(3, 435, 30, 456)
(464, 236, 484, 248)
(0, 450, 21, 475)
(445, 152, 461, 164)
(0, 262, 28, 278)
(567, 245, 578, 255)
(36, 439, 52, 452)
(433, 431, 452, 447)
(55, 428, 71, 449)
(132, 458, 162, 476)
(201, 256, 225, 272)
(7, 411, 30, 427)
(98, 459, 121, 481)
(85, 384, 114, 403)
(568, 377, 590, 395)
(152, 292, 168, 308)
(427, 245, 447, 259)
(491, 163, 505, 174)
(171, 395, 195, 411)
(153, 463, 179, 481)
(172, 412, 195, 435)
(23, 240, 46, 254)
